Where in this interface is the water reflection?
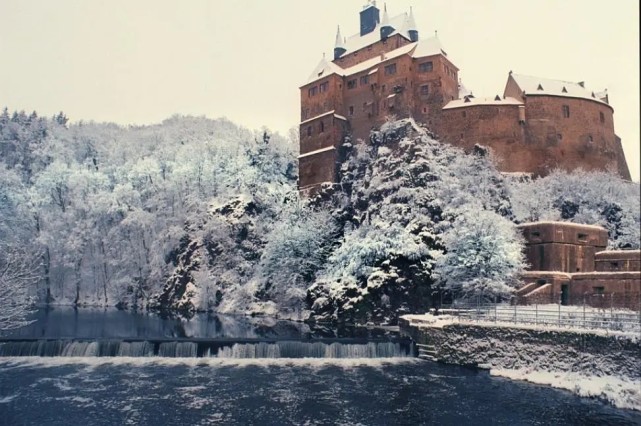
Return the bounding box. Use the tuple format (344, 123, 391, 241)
(6, 307, 397, 340)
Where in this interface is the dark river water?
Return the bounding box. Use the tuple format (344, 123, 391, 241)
(0, 308, 639, 425)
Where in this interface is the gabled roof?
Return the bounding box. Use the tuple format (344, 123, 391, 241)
(306, 56, 343, 84)
(411, 36, 447, 59)
(510, 73, 609, 105)
(304, 36, 450, 85)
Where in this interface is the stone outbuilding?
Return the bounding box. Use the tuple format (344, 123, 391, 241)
(516, 221, 640, 310)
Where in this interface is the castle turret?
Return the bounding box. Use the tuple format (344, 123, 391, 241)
(334, 26, 346, 60)
(360, 1, 380, 36)
(407, 7, 418, 42)
(380, 4, 394, 40)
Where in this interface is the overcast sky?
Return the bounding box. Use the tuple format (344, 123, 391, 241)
(1, 0, 638, 180)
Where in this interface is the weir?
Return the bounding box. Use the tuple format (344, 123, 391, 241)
(0, 337, 415, 359)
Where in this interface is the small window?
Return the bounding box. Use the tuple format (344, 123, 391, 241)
(320, 121, 325, 133)
(577, 233, 588, 241)
(307, 126, 312, 137)
(348, 106, 354, 116)
(610, 261, 619, 268)
(384, 63, 397, 75)
(347, 79, 357, 89)
(557, 134, 563, 140)
(531, 231, 541, 237)
(308, 86, 317, 97)
(422, 107, 427, 113)
(360, 75, 369, 85)
(599, 111, 605, 124)
(562, 105, 570, 118)
(593, 286, 605, 295)
(319, 81, 329, 93)
(419, 61, 433, 72)
(588, 135, 593, 143)
(462, 111, 467, 118)
(420, 84, 429, 96)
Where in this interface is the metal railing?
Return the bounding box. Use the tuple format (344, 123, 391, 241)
(437, 302, 641, 334)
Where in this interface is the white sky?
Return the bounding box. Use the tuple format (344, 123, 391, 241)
(1, 0, 638, 180)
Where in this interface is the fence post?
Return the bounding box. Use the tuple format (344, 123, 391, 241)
(583, 293, 586, 328)
(495, 303, 497, 323)
(558, 302, 561, 327)
(514, 302, 517, 325)
(535, 303, 538, 326)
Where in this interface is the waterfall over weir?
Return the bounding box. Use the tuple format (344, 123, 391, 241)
(0, 339, 414, 359)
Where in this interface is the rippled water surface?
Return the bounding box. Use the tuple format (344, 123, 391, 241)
(1, 357, 640, 425)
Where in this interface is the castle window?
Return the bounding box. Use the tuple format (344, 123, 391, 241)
(462, 111, 467, 118)
(419, 61, 433, 72)
(360, 75, 369, 85)
(562, 105, 570, 118)
(347, 79, 357, 89)
(600, 111, 605, 123)
(320, 121, 325, 133)
(307, 126, 312, 137)
(588, 135, 593, 143)
(349, 106, 354, 116)
(593, 286, 605, 295)
(308, 86, 317, 97)
(384, 63, 397, 76)
(557, 134, 563, 140)
(422, 107, 427, 113)
(319, 81, 329, 93)
(420, 84, 429, 96)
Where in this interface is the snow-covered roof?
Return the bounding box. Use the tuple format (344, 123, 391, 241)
(300, 110, 347, 125)
(306, 57, 344, 85)
(298, 146, 335, 159)
(517, 221, 607, 231)
(411, 37, 446, 59)
(342, 12, 413, 55)
(305, 36, 451, 84)
(510, 73, 609, 106)
(443, 96, 523, 110)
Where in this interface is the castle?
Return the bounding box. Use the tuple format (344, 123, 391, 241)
(298, 2, 632, 194)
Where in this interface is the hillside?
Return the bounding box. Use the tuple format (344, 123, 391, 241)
(1, 110, 639, 325)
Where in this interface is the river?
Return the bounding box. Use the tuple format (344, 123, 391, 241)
(0, 308, 639, 425)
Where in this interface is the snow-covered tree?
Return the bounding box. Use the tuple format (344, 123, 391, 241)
(0, 243, 39, 332)
(434, 210, 526, 301)
(509, 170, 640, 249)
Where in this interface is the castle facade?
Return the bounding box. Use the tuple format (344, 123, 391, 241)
(298, 2, 631, 193)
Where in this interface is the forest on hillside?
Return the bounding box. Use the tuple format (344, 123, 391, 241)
(1, 109, 639, 327)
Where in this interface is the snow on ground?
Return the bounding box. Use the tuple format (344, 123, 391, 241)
(402, 312, 641, 411)
(490, 369, 641, 411)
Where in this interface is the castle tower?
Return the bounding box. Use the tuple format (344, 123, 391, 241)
(334, 26, 346, 60)
(380, 4, 394, 40)
(407, 7, 418, 42)
(360, 1, 380, 36)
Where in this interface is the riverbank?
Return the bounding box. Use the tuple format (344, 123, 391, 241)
(399, 314, 641, 411)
